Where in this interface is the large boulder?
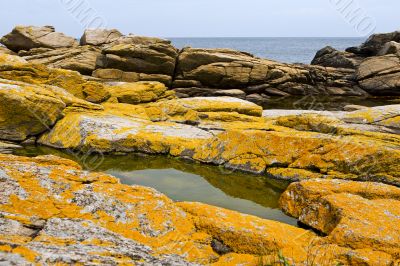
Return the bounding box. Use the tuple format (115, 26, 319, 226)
(0, 54, 110, 103)
(95, 35, 179, 85)
(280, 179, 400, 263)
(105, 81, 175, 104)
(311, 46, 363, 69)
(19, 46, 101, 75)
(355, 54, 400, 95)
(347, 31, 400, 56)
(377, 41, 400, 56)
(173, 47, 366, 98)
(0, 78, 101, 141)
(0, 25, 78, 52)
(80, 28, 123, 46)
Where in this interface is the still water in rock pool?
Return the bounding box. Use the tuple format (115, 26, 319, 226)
(15, 146, 298, 225)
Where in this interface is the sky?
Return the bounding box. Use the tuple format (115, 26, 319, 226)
(0, 0, 399, 38)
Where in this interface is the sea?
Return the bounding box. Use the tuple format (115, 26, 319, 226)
(169, 37, 365, 64)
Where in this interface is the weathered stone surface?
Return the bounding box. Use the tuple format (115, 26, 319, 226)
(0, 78, 102, 141)
(0, 25, 78, 52)
(80, 28, 123, 46)
(96, 36, 178, 78)
(311, 46, 363, 69)
(0, 46, 15, 55)
(347, 31, 400, 56)
(93, 68, 173, 86)
(356, 54, 400, 95)
(105, 81, 175, 104)
(2, 153, 394, 265)
(280, 179, 400, 262)
(377, 41, 400, 56)
(174, 47, 366, 97)
(20, 46, 101, 75)
(0, 54, 110, 103)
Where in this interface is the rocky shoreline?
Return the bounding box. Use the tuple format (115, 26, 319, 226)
(0, 25, 400, 265)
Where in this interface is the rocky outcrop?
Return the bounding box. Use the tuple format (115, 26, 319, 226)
(280, 179, 400, 264)
(105, 81, 175, 104)
(377, 41, 400, 56)
(356, 53, 400, 95)
(0, 26, 78, 52)
(20, 46, 101, 75)
(80, 28, 123, 46)
(0, 54, 110, 103)
(95, 36, 179, 86)
(311, 46, 363, 69)
(0, 78, 101, 141)
(173, 47, 366, 99)
(0, 46, 15, 55)
(347, 31, 400, 56)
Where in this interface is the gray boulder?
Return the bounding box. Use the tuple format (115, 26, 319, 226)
(311, 46, 363, 69)
(80, 28, 123, 46)
(346, 31, 400, 56)
(0, 25, 78, 52)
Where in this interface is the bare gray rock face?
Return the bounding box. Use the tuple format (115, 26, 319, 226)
(356, 54, 400, 95)
(20, 46, 101, 75)
(80, 28, 123, 46)
(173, 47, 367, 97)
(346, 31, 400, 56)
(378, 41, 400, 56)
(311, 46, 363, 69)
(0, 26, 78, 52)
(96, 35, 179, 78)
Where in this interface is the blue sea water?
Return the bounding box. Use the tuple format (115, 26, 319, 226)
(169, 37, 365, 64)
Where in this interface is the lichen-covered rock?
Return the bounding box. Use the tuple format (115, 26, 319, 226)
(105, 81, 175, 104)
(0, 46, 15, 55)
(20, 46, 102, 75)
(280, 179, 400, 262)
(2, 153, 393, 265)
(80, 28, 123, 46)
(173, 47, 366, 99)
(0, 54, 110, 103)
(0, 78, 102, 141)
(0, 25, 78, 52)
(355, 54, 400, 95)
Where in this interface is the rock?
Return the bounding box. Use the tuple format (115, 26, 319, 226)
(93, 68, 173, 86)
(280, 179, 400, 262)
(0, 79, 65, 141)
(347, 31, 400, 56)
(378, 41, 400, 56)
(174, 47, 366, 97)
(342, 104, 400, 129)
(3, 153, 392, 265)
(214, 89, 246, 98)
(343, 104, 368, 111)
(311, 46, 363, 69)
(80, 28, 123, 46)
(0, 46, 15, 55)
(0, 78, 102, 142)
(105, 81, 175, 104)
(0, 141, 22, 154)
(356, 54, 400, 95)
(0, 54, 110, 103)
(0, 25, 78, 52)
(245, 93, 269, 104)
(20, 46, 101, 75)
(96, 36, 178, 79)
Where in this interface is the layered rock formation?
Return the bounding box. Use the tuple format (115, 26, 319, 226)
(4, 25, 400, 103)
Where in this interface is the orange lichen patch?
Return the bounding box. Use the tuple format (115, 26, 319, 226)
(0, 245, 12, 252)
(212, 253, 259, 266)
(280, 179, 400, 262)
(12, 246, 38, 262)
(0, 55, 109, 103)
(101, 102, 150, 120)
(177, 202, 317, 262)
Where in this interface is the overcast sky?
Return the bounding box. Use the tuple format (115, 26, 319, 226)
(0, 0, 399, 38)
